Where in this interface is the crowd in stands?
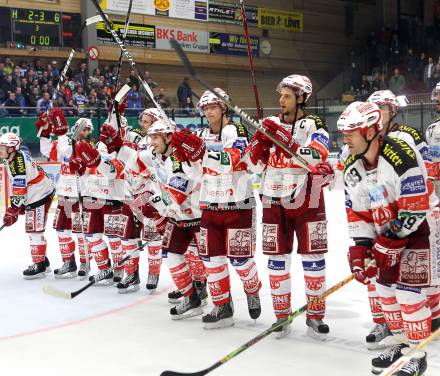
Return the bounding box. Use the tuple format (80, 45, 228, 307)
(0, 57, 175, 117)
(344, 20, 440, 103)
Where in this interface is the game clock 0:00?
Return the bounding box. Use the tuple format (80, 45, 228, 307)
(0, 7, 81, 48)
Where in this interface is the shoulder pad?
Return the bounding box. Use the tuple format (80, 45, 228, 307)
(9, 151, 26, 176)
(343, 153, 359, 173)
(305, 114, 327, 131)
(230, 122, 249, 138)
(381, 136, 419, 176)
(396, 124, 424, 144)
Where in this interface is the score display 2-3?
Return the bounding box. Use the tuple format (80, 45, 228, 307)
(0, 7, 81, 48)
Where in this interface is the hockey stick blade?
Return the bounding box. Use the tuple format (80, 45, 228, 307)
(169, 39, 311, 172)
(86, 14, 104, 26)
(43, 284, 73, 299)
(160, 273, 355, 376)
(115, 83, 131, 103)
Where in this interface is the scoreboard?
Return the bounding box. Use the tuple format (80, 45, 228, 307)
(0, 7, 81, 48)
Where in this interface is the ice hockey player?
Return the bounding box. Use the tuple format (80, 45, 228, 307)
(423, 82, 440, 333)
(38, 112, 93, 279)
(247, 75, 333, 340)
(171, 88, 262, 329)
(339, 101, 435, 376)
(0, 132, 55, 279)
(361, 89, 440, 347)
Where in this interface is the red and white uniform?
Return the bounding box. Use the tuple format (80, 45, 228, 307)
(247, 114, 330, 321)
(40, 135, 88, 266)
(6, 150, 54, 264)
(344, 135, 436, 346)
(195, 121, 261, 306)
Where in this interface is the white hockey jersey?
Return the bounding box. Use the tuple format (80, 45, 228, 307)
(40, 135, 79, 198)
(196, 121, 254, 208)
(344, 136, 434, 240)
(6, 150, 54, 207)
(248, 114, 329, 201)
(425, 116, 440, 195)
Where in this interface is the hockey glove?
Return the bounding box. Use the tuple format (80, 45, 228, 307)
(99, 123, 123, 154)
(3, 206, 22, 227)
(171, 129, 206, 162)
(310, 162, 334, 176)
(249, 131, 272, 165)
(35, 112, 52, 138)
(68, 157, 86, 176)
(348, 245, 377, 284)
(75, 141, 101, 168)
(372, 235, 408, 268)
(49, 108, 68, 136)
(263, 118, 299, 158)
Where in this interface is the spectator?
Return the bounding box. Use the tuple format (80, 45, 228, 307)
(371, 71, 386, 91)
(53, 95, 65, 109)
(433, 63, 440, 87)
(97, 85, 110, 116)
(389, 68, 406, 94)
(85, 95, 97, 117)
(15, 87, 26, 114)
(34, 59, 44, 77)
(357, 74, 371, 100)
(389, 33, 400, 67)
(144, 70, 158, 89)
(37, 92, 51, 113)
(51, 61, 60, 80)
(424, 57, 436, 90)
(3, 92, 22, 116)
(129, 70, 139, 87)
(72, 85, 88, 115)
(154, 87, 171, 109)
(0, 62, 5, 82)
(177, 77, 193, 114)
(74, 62, 88, 87)
(4, 57, 14, 75)
(64, 98, 76, 117)
(126, 84, 142, 116)
(1, 75, 16, 95)
(404, 48, 418, 81)
(415, 52, 428, 81)
(64, 82, 74, 104)
(12, 66, 21, 87)
(18, 61, 28, 77)
(27, 86, 40, 115)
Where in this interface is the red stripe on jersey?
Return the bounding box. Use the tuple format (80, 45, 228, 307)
(346, 208, 374, 224)
(28, 170, 45, 186)
(308, 142, 328, 161)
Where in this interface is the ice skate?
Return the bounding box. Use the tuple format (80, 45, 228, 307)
(54, 258, 77, 279)
(23, 257, 51, 279)
(170, 291, 203, 320)
(202, 301, 234, 329)
(168, 289, 183, 304)
(246, 292, 261, 320)
(366, 322, 393, 350)
(272, 317, 292, 339)
(395, 349, 427, 376)
(194, 280, 208, 306)
(78, 262, 90, 280)
(371, 343, 409, 375)
(146, 273, 159, 291)
(117, 269, 140, 294)
(113, 268, 124, 283)
(306, 318, 329, 341)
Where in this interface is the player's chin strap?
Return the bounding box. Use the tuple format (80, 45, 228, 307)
(357, 128, 381, 158)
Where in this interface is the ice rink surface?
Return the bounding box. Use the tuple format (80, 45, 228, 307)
(1, 178, 439, 376)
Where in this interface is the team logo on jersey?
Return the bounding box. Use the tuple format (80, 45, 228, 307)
(231, 138, 247, 154)
(168, 176, 189, 192)
(344, 190, 353, 208)
(368, 185, 388, 204)
(400, 249, 430, 286)
(227, 228, 252, 257)
(220, 152, 231, 165)
(430, 145, 440, 158)
(307, 221, 328, 252)
(400, 175, 425, 195)
(268, 259, 285, 270)
(311, 133, 329, 149)
(262, 224, 278, 253)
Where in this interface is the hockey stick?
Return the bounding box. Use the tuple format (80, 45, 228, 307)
(0, 224, 5, 232)
(160, 272, 356, 376)
(43, 241, 148, 299)
(90, 0, 174, 129)
(37, 15, 103, 137)
(381, 327, 440, 376)
(168, 39, 312, 172)
(239, 0, 262, 120)
(108, 0, 133, 128)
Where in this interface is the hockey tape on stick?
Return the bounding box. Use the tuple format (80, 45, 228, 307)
(91, 0, 173, 130)
(381, 327, 440, 376)
(115, 84, 131, 103)
(169, 39, 312, 172)
(160, 272, 356, 376)
(43, 242, 148, 299)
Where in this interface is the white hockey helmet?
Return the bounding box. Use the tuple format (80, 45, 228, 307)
(147, 119, 176, 136)
(367, 90, 399, 116)
(431, 82, 440, 101)
(72, 118, 93, 134)
(0, 132, 21, 151)
(337, 101, 382, 135)
(197, 88, 229, 113)
(139, 108, 163, 123)
(277, 74, 313, 102)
